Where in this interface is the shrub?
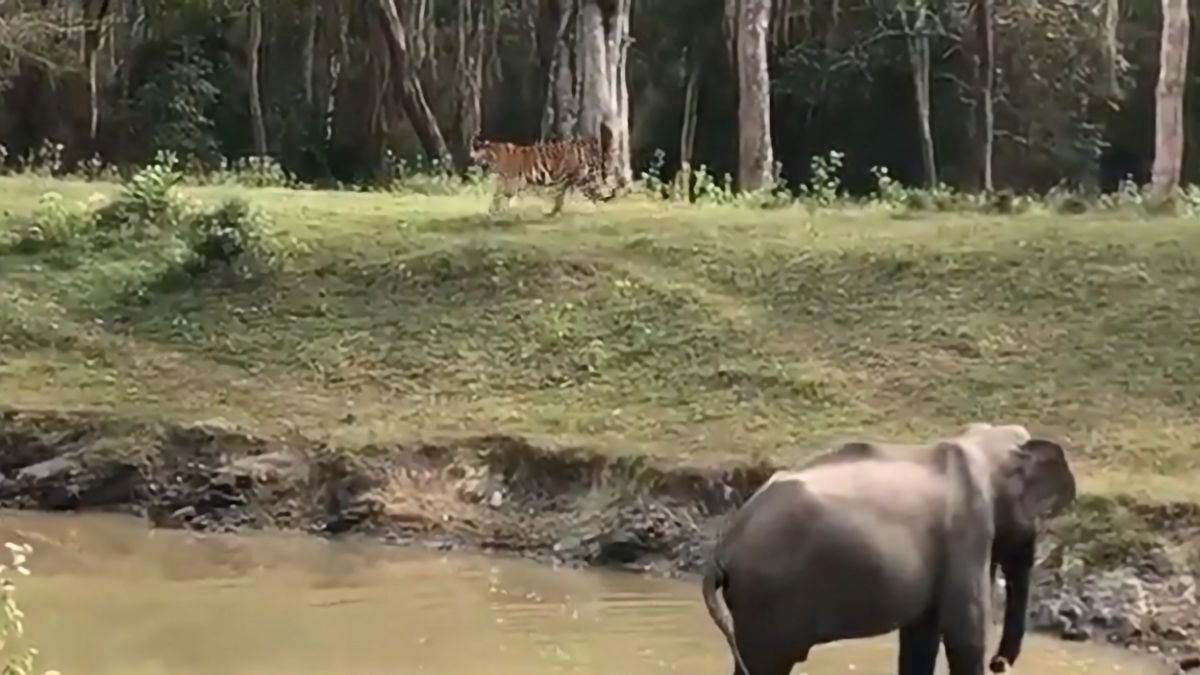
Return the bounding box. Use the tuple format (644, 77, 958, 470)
(0, 541, 58, 675)
(4, 192, 94, 253)
(797, 149, 845, 206)
(223, 156, 297, 188)
(16, 140, 65, 177)
(2, 158, 193, 257)
(181, 196, 278, 278)
(181, 156, 299, 189)
(3, 156, 191, 256)
(93, 152, 186, 236)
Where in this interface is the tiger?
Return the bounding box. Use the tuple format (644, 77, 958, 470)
(469, 124, 618, 216)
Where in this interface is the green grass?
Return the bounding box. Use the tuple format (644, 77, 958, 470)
(2, 174, 1200, 502)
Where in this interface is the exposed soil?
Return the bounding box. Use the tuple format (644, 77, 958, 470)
(1, 408, 1197, 673)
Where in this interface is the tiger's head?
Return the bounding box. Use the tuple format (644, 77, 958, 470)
(469, 136, 497, 166)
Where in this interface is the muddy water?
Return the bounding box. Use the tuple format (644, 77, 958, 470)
(0, 511, 1163, 675)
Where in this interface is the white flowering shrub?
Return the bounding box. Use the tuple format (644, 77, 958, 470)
(0, 542, 58, 675)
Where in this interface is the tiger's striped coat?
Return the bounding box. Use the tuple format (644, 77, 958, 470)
(469, 125, 617, 216)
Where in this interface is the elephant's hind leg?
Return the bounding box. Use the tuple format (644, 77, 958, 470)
(732, 654, 794, 675)
(943, 640, 985, 675)
(731, 629, 802, 675)
(898, 606, 941, 675)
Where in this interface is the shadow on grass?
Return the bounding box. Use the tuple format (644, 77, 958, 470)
(427, 213, 528, 233)
(425, 204, 602, 234)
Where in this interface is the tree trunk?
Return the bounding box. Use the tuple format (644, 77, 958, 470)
(577, 1, 610, 138)
(574, 0, 631, 181)
(406, 0, 437, 84)
(453, 0, 487, 167)
(538, 0, 579, 140)
(330, 22, 381, 181)
(313, 0, 343, 138)
(375, 0, 450, 163)
(602, 0, 631, 183)
(724, 0, 738, 70)
(904, 5, 937, 187)
(552, 1, 578, 139)
(1103, 0, 1121, 98)
(730, 0, 775, 192)
(302, 0, 318, 107)
(247, 0, 268, 157)
(677, 47, 702, 199)
(973, 0, 994, 192)
(83, 0, 111, 152)
(1150, 0, 1190, 199)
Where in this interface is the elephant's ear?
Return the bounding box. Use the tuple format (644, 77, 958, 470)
(1017, 439, 1077, 519)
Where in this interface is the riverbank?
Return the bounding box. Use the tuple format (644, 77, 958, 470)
(3, 179, 1200, 671)
(0, 408, 1196, 673)
(4, 178, 1200, 501)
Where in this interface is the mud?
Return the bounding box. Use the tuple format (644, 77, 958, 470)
(1, 407, 1197, 673)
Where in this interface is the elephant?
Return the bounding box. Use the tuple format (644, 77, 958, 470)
(701, 423, 1077, 675)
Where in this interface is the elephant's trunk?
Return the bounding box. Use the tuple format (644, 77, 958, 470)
(989, 538, 1036, 673)
(702, 557, 751, 675)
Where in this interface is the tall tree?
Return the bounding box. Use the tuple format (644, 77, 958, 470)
(1102, 0, 1121, 98)
(677, 44, 702, 197)
(541, 0, 632, 182)
(246, 0, 267, 157)
(1150, 0, 1190, 200)
(728, 0, 774, 191)
(375, 0, 449, 163)
(901, 0, 936, 187)
(82, 0, 111, 152)
(602, 0, 632, 184)
(538, 0, 579, 140)
(453, 0, 489, 166)
(313, 0, 343, 134)
(973, 0, 995, 192)
(301, 1, 318, 107)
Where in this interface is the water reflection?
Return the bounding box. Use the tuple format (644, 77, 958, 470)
(0, 510, 1161, 675)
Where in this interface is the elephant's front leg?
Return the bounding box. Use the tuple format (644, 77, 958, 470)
(939, 565, 990, 675)
(898, 607, 940, 675)
(989, 537, 1036, 672)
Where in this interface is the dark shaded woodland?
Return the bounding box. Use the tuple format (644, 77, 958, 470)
(0, 0, 1193, 195)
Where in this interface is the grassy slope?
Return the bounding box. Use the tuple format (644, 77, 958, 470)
(2, 175, 1199, 501)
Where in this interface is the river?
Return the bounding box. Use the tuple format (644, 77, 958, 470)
(0, 510, 1164, 675)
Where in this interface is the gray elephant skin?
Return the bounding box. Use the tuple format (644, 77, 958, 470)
(701, 424, 1077, 675)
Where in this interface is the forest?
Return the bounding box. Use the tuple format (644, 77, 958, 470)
(0, 0, 1193, 198)
(3, 6, 1200, 670)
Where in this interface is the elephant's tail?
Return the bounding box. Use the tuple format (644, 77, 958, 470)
(702, 557, 750, 675)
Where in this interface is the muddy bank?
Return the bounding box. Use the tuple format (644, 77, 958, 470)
(0, 408, 1197, 673)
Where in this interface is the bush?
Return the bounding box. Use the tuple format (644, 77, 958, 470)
(4, 192, 94, 253)
(0, 541, 57, 675)
(180, 197, 279, 278)
(220, 156, 297, 188)
(2, 155, 189, 256)
(3, 155, 283, 291)
(178, 156, 300, 189)
(93, 153, 186, 237)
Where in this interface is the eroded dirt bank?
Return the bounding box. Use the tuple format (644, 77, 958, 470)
(1, 408, 1197, 673)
